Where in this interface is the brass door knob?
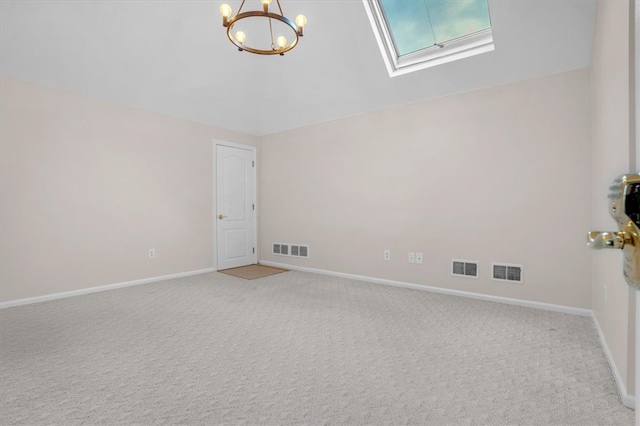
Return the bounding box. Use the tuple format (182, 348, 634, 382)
(218, 214, 227, 220)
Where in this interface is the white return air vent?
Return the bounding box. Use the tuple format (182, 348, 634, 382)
(452, 259, 479, 278)
(492, 263, 523, 283)
(290, 244, 309, 258)
(273, 243, 309, 258)
(273, 243, 289, 256)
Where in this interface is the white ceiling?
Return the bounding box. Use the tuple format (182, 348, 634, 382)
(1, 0, 596, 136)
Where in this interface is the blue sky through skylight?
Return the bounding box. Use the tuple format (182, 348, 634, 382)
(380, 0, 491, 56)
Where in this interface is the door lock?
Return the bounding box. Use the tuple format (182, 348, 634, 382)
(588, 174, 640, 289)
(218, 214, 227, 220)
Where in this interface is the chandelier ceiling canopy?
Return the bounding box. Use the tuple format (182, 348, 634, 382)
(219, 0, 307, 56)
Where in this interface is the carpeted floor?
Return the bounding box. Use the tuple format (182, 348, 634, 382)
(0, 271, 634, 425)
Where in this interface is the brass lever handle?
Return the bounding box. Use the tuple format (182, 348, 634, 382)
(218, 214, 227, 220)
(587, 231, 625, 249)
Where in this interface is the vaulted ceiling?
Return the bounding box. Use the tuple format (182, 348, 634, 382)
(1, 0, 596, 136)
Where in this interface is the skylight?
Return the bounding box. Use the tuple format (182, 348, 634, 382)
(363, 0, 494, 77)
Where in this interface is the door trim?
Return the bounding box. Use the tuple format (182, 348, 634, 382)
(213, 140, 258, 271)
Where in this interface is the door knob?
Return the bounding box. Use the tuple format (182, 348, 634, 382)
(588, 173, 640, 289)
(218, 214, 227, 220)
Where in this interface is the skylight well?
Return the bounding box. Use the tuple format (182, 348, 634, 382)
(363, 0, 494, 77)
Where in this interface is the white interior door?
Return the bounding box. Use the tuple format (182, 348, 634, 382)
(216, 143, 256, 270)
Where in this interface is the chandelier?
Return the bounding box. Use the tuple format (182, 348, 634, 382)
(219, 0, 307, 56)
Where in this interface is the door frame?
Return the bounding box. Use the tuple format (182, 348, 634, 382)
(213, 139, 258, 271)
(635, 0, 639, 422)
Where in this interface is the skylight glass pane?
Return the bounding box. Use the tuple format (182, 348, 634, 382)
(380, 0, 491, 56)
(428, 0, 491, 42)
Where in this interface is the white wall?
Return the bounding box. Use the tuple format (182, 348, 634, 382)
(0, 77, 259, 302)
(591, 0, 635, 398)
(259, 68, 592, 309)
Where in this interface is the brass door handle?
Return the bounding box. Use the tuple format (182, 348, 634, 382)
(218, 214, 227, 220)
(587, 231, 626, 249)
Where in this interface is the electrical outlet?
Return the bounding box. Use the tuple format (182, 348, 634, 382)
(408, 252, 415, 264)
(383, 250, 391, 261)
(416, 253, 423, 264)
(148, 248, 155, 259)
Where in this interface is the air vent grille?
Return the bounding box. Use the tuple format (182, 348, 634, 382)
(492, 263, 523, 283)
(452, 259, 479, 278)
(493, 265, 507, 280)
(464, 262, 478, 277)
(290, 244, 309, 258)
(272, 243, 308, 258)
(273, 243, 289, 256)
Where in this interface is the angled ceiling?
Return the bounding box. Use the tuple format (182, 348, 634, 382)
(1, 0, 596, 136)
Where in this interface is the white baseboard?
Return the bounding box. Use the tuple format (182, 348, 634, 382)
(591, 312, 636, 409)
(0, 267, 216, 309)
(259, 260, 592, 317)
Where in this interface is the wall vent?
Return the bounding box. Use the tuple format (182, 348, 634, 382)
(492, 263, 523, 283)
(290, 244, 310, 258)
(273, 243, 289, 256)
(273, 243, 308, 258)
(451, 259, 479, 278)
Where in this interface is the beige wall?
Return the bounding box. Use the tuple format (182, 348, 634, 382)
(0, 77, 258, 302)
(591, 0, 635, 397)
(260, 68, 592, 309)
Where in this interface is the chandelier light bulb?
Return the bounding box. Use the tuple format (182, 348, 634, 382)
(219, 3, 232, 18)
(260, 0, 272, 12)
(235, 31, 247, 44)
(276, 36, 287, 49)
(295, 15, 307, 28)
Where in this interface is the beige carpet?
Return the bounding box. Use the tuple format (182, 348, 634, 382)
(0, 271, 634, 425)
(218, 264, 288, 279)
